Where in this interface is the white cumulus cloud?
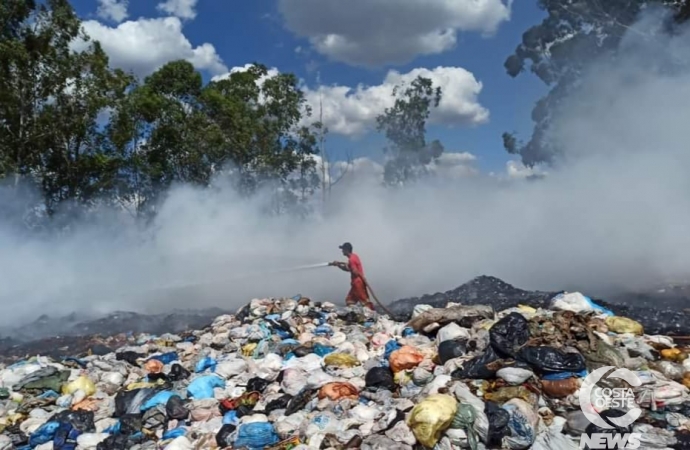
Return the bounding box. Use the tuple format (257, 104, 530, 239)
(278, 0, 512, 66)
(213, 65, 488, 136)
(304, 66, 489, 136)
(157, 0, 198, 20)
(97, 0, 129, 23)
(80, 17, 227, 77)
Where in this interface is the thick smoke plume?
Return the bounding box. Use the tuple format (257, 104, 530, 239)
(2, 10, 690, 326)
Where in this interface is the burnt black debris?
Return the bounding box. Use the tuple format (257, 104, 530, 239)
(389, 275, 690, 336)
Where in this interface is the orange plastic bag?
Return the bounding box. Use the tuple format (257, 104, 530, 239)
(144, 359, 164, 374)
(389, 346, 424, 373)
(318, 382, 359, 401)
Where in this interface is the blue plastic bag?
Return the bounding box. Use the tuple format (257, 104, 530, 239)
(38, 390, 60, 399)
(313, 343, 335, 357)
(402, 327, 416, 337)
(195, 356, 217, 373)
(187, 375, 225, 399)
(162, 427, 187, 440)
(148, 352, 179, 365)
(314, 325, 332, 336)
(29, 421, 60, 447)
(223, 410, 239, 425)
(140, 391, 175, 411)
(542, 369, 588, 381)
(234, 423, 280, 449)
(384, 340, 402, 361)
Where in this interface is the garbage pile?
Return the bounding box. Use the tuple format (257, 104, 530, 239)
(391, 275, 690, 335)
(3, 292, 690, 449)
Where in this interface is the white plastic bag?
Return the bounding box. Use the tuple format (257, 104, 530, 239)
(497, 367, 534, 385)
(436, 322, 471, 344)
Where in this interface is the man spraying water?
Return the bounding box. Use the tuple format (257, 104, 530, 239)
(329, 242, 375, 310)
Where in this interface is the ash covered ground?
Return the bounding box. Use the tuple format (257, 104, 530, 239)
(2, 276, 689, 362)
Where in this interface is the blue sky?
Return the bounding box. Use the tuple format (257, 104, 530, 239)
(70, 0, 548, 175)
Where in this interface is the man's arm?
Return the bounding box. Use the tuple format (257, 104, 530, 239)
(329, 261, 350, 272)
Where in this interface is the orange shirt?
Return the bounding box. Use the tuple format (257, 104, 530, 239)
(348, 253, 364, 280)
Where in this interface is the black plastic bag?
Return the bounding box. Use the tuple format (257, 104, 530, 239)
(582, 409, 633, 450)
(97, 434, 129, 450)
(115, 351, 143, 367)
(364, 367, 396, 391)
(246, 377, 270, 393)
(168, 363, 191, 381)
(216, 424, 236, 448)
(451, 346, 501, 380)
(165, 395, 189, 420)
(518, 346, 586, 373)
(293, 346, 313, 357)
(119, 415, 143, 436)
(485, 401, 510, 446)
(438, 338, 468, 364)
(51, 410, 95, 433)
(147, 372, 168, 383)
(235, 404, 255, 418)
(285, 390, 315, 416)
(490, 312, 530, 358)
(114, 389, 154, 418)
(265, 394, 292, 414)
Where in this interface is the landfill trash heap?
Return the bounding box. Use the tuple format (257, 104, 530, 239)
(2, 294, 690, 450)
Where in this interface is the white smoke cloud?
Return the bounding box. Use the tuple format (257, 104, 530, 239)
(1, 9, 689, 327)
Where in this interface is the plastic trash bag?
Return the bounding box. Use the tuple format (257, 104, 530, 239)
(234, 422, 280, 449)
(496, 367, 534, 385)
(318, 382, 359, 401)
(194, 356, 217, 373)
(502, 399, 538, 450)
(215, 424, 236, 448)
(186, 375, 224, 399)
(437, 322, 471, 344)
(247, 377, 271, 393)
(323, 353, 359, 368)
(438, 339, 468, 364)
(542, 378, 580, 398)
(389, 346, 424, 373)
(605, 316, 644, 335)
(365, 367, 396, 391)
(518, 346, 586, 373)
(168, 363, 191, 381)
(406, 394, 458, 448)
(485, 402, 510, 446)
(166, 395, 189, 420)
(452, 346, 501, 379)
(490, 313, 530, 358)
(29, 421, 60, 447)
(550, 292, 613, 316)
(139, 391, 175, 412)
(61, 375, 97, 397)
(114, 389, 155, 417)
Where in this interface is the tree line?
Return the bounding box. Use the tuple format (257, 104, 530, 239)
(0, 0, 448, 224)
(3, 0, 688, 226)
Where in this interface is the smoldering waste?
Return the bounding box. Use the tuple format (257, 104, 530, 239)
(2, 289, 690, 449)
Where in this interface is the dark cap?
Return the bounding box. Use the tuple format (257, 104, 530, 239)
(339, 242, 353, 252)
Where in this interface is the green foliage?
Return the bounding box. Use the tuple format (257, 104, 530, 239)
(375, 76, 445, 185)
(0, 0, 131, 214)
(504, 0, 690, 166)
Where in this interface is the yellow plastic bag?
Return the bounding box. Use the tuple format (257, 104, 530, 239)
(242, 343, 258, 357)
(62, 375, 96, 397)
(407, 394, 457, 447)
(323, 353, 359, 368)
(605, 316, 644, 335)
